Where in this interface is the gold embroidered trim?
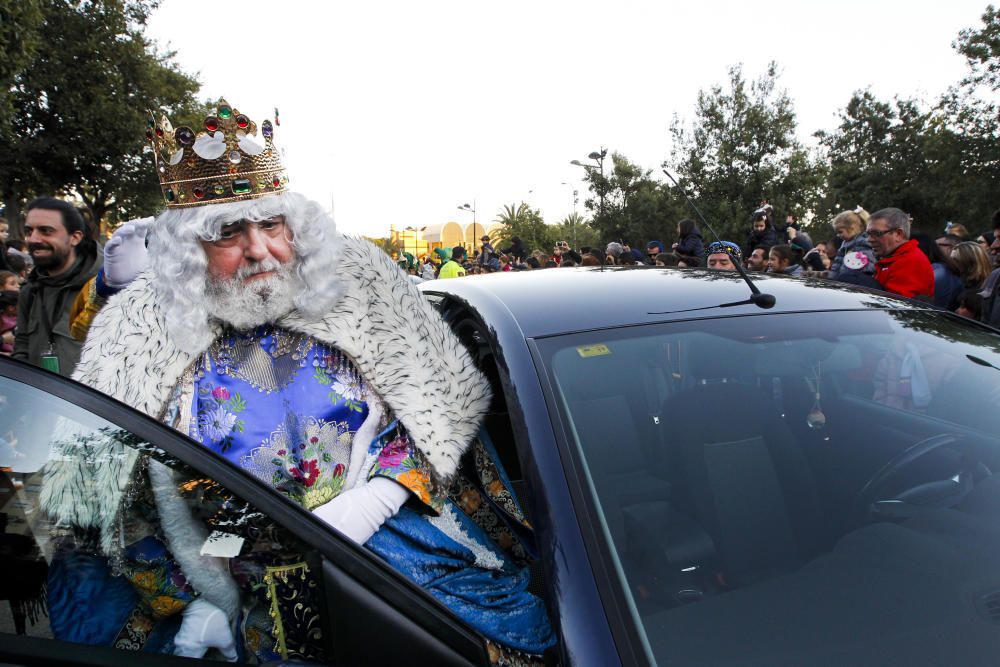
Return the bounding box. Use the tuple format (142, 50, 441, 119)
(262, 561, 310, 659)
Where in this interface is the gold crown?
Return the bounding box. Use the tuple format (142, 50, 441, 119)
(146, 98, 289, 208)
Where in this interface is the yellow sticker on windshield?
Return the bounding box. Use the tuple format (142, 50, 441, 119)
(577, 344, 611, 358)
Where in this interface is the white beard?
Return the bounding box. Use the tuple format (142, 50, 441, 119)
(204, 259, 303, 330)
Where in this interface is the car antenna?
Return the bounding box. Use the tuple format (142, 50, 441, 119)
(662, 169, 776, 309)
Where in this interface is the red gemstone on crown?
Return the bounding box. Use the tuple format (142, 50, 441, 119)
(272, 176, 281, 187)
(155, 127, 164, 137)
(205, 117, 219, 131)
(193, 187, 205, 199)
(236, 114, 249, 129)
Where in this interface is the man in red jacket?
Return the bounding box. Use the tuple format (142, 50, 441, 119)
(867, 207, 935, 300)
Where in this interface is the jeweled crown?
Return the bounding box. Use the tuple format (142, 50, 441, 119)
(146, 98, 289, 208)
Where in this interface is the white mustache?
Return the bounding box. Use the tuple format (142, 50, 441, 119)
(234, 259, 283, 281)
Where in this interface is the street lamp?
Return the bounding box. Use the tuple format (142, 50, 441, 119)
(402, 226, 427, 258)
(560, 182, 580, 248)
(570, 147, 607, 225)
(457, 201, 477, 251)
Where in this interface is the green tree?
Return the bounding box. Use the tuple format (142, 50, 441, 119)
(954, 4, 1000, 91)
(818, 76, 998, 230)
(815, 92, 929, 220)
(491, 202, 555, 254)
(665, 62, 825, 242)
(0, 0, 43, 125)
(0, 0, 202, 235)
(552, 212, 599, 250)
(579, 153, 685, 247)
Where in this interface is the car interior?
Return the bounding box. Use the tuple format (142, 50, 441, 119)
(545, 310, 1000, 665)
(0, 369, 488, 666)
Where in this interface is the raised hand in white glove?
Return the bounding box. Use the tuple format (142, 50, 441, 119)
(313, 476, 410, 545)
(103, 216, 153, 289)
(173, 597, 238, 661)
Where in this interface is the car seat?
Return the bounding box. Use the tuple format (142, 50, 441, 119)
(658, 340, 826, 587)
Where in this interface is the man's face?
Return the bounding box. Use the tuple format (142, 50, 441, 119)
(201, 216, 294, 282)
(707, 252, 736, 270)
(25, 208, 81, 274)
(748, 248, 767, 271)
(990, 230, 1000, 262)
(866, 219, 905, 258)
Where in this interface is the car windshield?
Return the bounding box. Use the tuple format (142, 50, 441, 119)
(538, 309, 1000, 665)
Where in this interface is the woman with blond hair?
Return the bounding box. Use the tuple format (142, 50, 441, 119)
(828, 207, 878, 287)
(951, 241, 993, 291)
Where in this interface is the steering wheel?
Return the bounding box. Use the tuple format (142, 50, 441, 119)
(850, 434, 988, 529)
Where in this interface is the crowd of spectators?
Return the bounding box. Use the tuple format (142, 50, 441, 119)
(402, 202, 1000, 329)
(0, 218, 33, 356)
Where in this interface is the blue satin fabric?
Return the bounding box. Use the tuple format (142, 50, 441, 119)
(190, 328, 369, 505)
(365, 423, 556, 654)
(47, 550, 181, 653)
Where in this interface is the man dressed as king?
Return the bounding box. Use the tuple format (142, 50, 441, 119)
(40, 99, 554, 663)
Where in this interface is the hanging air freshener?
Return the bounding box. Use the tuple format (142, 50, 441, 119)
(806, 363, 826, 430)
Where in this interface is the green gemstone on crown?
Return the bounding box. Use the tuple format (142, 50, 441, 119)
(231, 179, 251, 194)
(218, 106, 232, 119)
(165, 188, 175, 202)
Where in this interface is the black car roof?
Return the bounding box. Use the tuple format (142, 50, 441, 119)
(420, 266, 930, 339)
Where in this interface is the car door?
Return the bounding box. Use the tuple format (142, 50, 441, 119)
(0, 358, 488, 666)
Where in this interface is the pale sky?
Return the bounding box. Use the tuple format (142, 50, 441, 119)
(146, 0, 988, 238)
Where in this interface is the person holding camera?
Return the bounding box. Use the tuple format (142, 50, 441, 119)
(552, 240, 581, 266)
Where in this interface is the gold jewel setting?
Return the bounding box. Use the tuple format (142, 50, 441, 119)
(146, 98, 289, 208)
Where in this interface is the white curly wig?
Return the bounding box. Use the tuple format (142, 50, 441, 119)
(147, 192, 342, 351)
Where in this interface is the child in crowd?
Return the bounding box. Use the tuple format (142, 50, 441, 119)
(956, 290, 984, 321)
(0, 290, 19, 356)
(0, 270, 20, 292)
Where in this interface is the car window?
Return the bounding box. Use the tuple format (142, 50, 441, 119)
(537, 309, 1000, 665)
(0, 374, 330, 663)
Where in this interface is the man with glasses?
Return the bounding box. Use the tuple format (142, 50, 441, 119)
(867, 207, 934, 300)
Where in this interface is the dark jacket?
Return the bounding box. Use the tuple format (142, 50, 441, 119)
(675, 230, 705, 260)
(981, 269, 1000, 328)
(13, 248, 101, 376)
(932, 263, 963, 310)
(743, 228, 779, 257)
(502, 240, 528, 262)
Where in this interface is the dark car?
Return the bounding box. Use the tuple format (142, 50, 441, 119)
(420, 267, 1000, 666)
(2, 267, 1000, 666)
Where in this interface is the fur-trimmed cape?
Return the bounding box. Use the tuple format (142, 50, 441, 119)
(42, 235, 491, 550)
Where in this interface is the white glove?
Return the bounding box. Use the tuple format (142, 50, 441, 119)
(103, 216, 153, 288)
(313, 476, 410, 545)
(173, 598, 238, 661)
